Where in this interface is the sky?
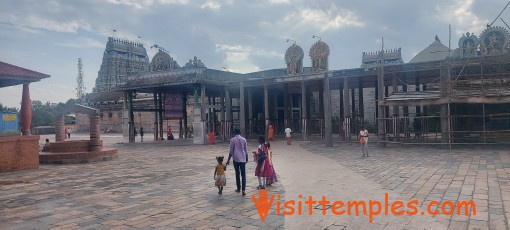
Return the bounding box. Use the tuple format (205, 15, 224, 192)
(1, 0, 509, 108)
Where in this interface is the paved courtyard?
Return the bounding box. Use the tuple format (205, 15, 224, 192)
(1, 133, 510, 229)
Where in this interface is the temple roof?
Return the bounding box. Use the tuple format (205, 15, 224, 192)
(409, 37, 451, 64)
(0, 61, 50, 88)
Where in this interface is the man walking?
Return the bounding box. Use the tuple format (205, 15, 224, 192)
(227, 129, 249, 196)
(359, 126, 369, 157)
(284, 127, 292, 145)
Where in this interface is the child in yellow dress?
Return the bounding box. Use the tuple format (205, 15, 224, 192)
(214, 156, 227, 194)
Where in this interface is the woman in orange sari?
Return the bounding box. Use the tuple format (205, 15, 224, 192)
(268, 124, 274, 141)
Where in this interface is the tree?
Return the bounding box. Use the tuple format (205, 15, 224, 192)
(0, 103, 18, 113)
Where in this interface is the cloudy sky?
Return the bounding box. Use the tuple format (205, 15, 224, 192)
(0, 0, 508, 108)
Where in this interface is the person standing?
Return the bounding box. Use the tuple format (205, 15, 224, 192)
(284, 127, 292, 145)
(253, 136, 275, 189)
(167, 125, 174, 140)
(66, 127, 72, 139)
(226, 129, 249, 196)
(268, 124, 274, 141)
(359, 127, 369, 157)
(140, 127, 144, 142)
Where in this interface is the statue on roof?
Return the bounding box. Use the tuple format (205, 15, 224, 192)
(285, 44, 304, 75)
(184, 56, 206, 68)
(309, 40, 330, 72)
(479, 26, 510, 56)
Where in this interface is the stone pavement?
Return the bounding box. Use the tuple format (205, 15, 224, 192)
(1, 133, 510, 229)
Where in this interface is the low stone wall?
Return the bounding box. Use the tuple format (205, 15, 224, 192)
(39, 148, 118, 164)
(43, 140, 103, 153)
(0, 135, 40, 173)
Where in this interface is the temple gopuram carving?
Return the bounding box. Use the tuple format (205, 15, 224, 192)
(93, 37, 149, 93)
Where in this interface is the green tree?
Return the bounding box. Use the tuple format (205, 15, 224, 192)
(0, 103, 18, 113)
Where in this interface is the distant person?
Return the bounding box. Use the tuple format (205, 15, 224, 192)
(359, 126, 369, 157)
(214, 156, 227, 195)
(268, 124, 274, 141)
(226, 128, 248, 196)
(140, 127, 144, 142)
(66, 127, 72, 139)
(284, 127, 292, 145)
(167, 125, 174, 140)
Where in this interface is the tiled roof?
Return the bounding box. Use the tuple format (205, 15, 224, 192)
(0, 61, 50, 80)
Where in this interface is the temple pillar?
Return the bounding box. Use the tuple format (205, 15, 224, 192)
(153, 92, 158, 140)
(158, 92, 163, 140)
(343, 77, 351, 142)
(183, 93, 188, 138)
(20, 83, 32, 135)
(319, 83, 324, 139)
(225, 87, 232, 139)
(220, 91, 226, 141)
(264, 84, 269, 139)
(248, 89, 253, 138)
(284, 84, 290, 128)
(323, 73, 332, 147)
(358, 77, 364, 120)
(402, 74, 410, 138)
(55, 114, 65, 142)
(377, 65, 386, 146)
(392, 74, 399, 140)
(415, 76, 421, 115)
(440, 65, 450, 144)
(90, 113, 101, 151)
(239, 81, 246, 136)
(301, 80, 308, 141)
(128, 90, 135, 143)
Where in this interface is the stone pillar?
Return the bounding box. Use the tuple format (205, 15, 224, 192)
(415, 76, 421, 115)
(319, 83, 324, 139)
(90, 113, 101, 151)
(183, 93, 188, 138)
(440, 64, 449, 144)
(323, 73, 332, 147)
(264, 84, 269, 139)
(343, 77, 351, 142)
(153, 92, 158, 140)
(201, 84, 206, 122)
(284, 84, 290, 128)
(158, 92, 164, 140)
(377, 65, 386, 146)
(55, 114, 65, 141)
(301, 81, 308, 141)
(402, 74, 409, 138)
(273, 93, 279, 134)
(248, 89, 253, 138)
(220, 91, 226, 141)
(128, 91, 135, 143)
(239, 81, 246, 136)
(392, 74, 399, 140)
(225, 87, 232, 139)
(358, 77, 364, 120)
(20, 83, 32, 135)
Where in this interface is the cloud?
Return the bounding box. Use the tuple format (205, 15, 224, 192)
(0, 14, 91, 33)
(107, 0, 155, 10)
(58, 38, 105, 48)
(201, 1, 221, 10)
(433, 0, 488, 35)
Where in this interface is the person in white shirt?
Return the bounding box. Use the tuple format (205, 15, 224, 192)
(359, 127, 369, 157)
(284, 127, 292, 145)
(66, 127, 72, 139)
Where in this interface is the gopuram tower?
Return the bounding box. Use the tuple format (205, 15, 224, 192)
(93, 37, 150, 92)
